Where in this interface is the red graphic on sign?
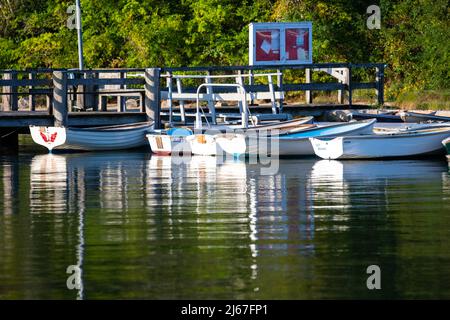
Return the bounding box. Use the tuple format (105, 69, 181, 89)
(285, 28, 309, 61)
(40, 132, 58, 143)
(255, 30, 280, 61)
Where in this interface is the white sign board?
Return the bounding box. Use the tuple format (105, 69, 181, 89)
(249, 22, 312, 65)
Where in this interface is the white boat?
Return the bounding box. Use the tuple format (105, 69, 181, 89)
(146, 116, 314, 156)
(146, 128, 193, 155)
(247, 119, 377, 156)
(399, 111, 450, 123)
(310, 127, 450, 159)
(188, 119, 376, 157)
(30, 122, 151, 152)
(186, 133, 246, 156)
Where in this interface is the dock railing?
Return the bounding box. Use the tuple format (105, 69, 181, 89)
(0, 63, 386, 128)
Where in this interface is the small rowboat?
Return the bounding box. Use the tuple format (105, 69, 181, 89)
(442, 137, 450, 160)
(186, 133, 246, 156)
(146, 128, 193, 155)
(30, 122, 151, 152)
(188, 119, 376, 157)
(351, 110, 403, 123)
(310, 127, 450, 160)
(146, 116, 314, 155)
(399, 111, 450, 123)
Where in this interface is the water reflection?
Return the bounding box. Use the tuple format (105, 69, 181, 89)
(1, 153, 450, 299)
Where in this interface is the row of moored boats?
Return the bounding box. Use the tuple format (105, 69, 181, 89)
(29, 114, 450, 160)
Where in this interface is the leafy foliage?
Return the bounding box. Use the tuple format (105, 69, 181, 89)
(0, 0, 448, 98)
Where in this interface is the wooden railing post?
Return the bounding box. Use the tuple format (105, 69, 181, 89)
(205, 70, 216, 125)
(348, 64, 353, 107)
(376, 64, 385, 106)
(144, 68, 161, 128)
(118, 71, 126, 112)
(2, 71, 18, 111)
(52, 70, 68, 127)
(29, 72, 36, 111)
(85, 71, 98, 111)
(176, 78, 186, 124)
(305, 67, 312, 104)
(277, 68, 283, 111)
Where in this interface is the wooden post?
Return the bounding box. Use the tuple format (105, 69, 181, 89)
(305, 68, 312, 104)
(144, 68, 161, 128)
(236, 70, 244, 112)
(75, 71, 85, 111)
(348, 65, 353, 107)
(277, 68, 283, 111)
(248, 70, 255, 106)
(167, 72, 173, 125)
(100, 96, 108, 111)
(338, 68, 349, 104)
(376, 64, 385, 106)
(268, 75, 277, 114)
(118, 71, 126, 112)
(52, 70, 68, 127)
(176, 78, 186, 124)
(85, 71, 98, 111)
(2, 71, 18, 111)
(205, 70, 216, 125)
(29, 72, 36, 111)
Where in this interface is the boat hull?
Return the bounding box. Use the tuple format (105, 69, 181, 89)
(400, 111, 450, 123)
(146, 132, 191, 155)
(443, 137, 450, 160)
(248, 119, 377, 156)
(187, 134, 246, 156)
(30, 122, 151, 151)
(311, 128, 450, 159)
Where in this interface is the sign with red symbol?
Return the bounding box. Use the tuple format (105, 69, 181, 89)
(249, 22, 312, 65)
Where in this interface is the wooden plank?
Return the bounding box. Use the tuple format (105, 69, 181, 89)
(351, 82, 377, 89)
(67, 77, 144, 86)
(0, 79, 52, 86)
(376, 65, 385, 105)
(283, 83, 345, 91)
(160, 92, 284, 101)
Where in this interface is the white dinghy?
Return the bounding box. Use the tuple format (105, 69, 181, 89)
(310, 126, 450, 159)
(186, 133, 246, 157)
(246, 119, 377, 156)
(30, 122, 151, 152)
(146, 128, 193, 155)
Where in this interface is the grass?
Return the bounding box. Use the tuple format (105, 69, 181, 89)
(393, 89, 450, 110)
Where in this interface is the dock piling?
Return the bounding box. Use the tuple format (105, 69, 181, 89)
(52, 70, 68, 127)
(144, 68, 161, 128)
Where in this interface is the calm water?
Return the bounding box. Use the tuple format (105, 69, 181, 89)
(1, 147, 450, 299)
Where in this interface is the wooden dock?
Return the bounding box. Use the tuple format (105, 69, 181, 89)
(0, 63, 385, 151)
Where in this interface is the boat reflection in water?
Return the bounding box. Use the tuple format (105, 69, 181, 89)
(1, 151, 448, 299)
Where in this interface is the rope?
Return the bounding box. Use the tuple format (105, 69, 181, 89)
(0, 130, 17, 140)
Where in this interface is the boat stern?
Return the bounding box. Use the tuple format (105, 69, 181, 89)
(29, 126, 67, 152)
(310, 137, 344, 160)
